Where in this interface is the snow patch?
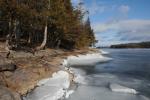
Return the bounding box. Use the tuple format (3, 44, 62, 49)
(69, 68, 87, 84)
(109, 83, 138, 94)
(38, 71, 70, 89)
(65, 90, 74, 99)
(66, 53, 111, 66)
(24, 71, 70, 100)
(74, 74, 86, 84)
(100, 50, 109, 55)
(62, 59, 68, 67)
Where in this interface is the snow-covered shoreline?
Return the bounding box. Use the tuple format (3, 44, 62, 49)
(24, 49, 146, 100)
(24, 49, 111, 100)
(24, 71, 71, 100)
(63, 51, 111, 67)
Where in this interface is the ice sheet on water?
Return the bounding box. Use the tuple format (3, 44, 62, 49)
(67, 85, 149, 100)
(109, 83, 138, 94)
(63, 50, 150, 100)
(85, 73, 144, 89)
(66, 71, 150, 100)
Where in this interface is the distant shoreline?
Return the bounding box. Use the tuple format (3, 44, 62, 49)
(97, 47, 150, 49)
(109, 41, 150, 49)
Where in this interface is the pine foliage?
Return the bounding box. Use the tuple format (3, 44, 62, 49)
(0, 0, 96, 50)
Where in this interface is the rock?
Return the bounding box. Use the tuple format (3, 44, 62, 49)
(0, 86, 21, 100)
(0, 73, 6, 86)
(0, 52, 9, 58)
(5, 65, 59, 95)
(0, 42, 9, 58)
(4, 71, 13, 77)
(0, 56, 16, 72)
(8, 51, 33, 58)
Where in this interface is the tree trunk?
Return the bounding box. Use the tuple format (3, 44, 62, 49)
(5, 18, 15, 57)
(56, 40, 61, 49)
(5, 34, 11, 58)
(12, 20, 18, 48)
(5, 18, 12, 52)
(28, 33, 32, 44)
(36, 24, 48, 50)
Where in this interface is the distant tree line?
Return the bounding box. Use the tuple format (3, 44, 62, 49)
(0, 0, 96, 51)
(110, 41, 150, 48)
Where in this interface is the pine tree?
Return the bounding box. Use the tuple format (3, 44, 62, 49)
(84, 17, 96, 47)
(0, 0, 96, 50)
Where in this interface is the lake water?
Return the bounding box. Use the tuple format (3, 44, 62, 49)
(65, 49, 150, 100)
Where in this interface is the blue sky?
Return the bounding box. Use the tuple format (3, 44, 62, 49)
(72, 0, 150, 46)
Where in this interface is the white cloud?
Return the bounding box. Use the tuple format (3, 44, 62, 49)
(119, 5, 130, 14)
(72, 1, 121, 16)
(94, 19, 150, 46)
(94, 19, 150, 34)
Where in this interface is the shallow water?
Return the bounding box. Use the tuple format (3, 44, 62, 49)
(65, 49, 150, 100)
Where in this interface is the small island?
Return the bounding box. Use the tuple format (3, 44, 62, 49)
(110, 41, 150, 48)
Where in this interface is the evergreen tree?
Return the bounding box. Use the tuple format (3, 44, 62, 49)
(0, 0, 96, 50)
(84, 17, 96, 47)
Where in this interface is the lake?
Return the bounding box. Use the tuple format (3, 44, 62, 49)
(65, 49, 150, 100)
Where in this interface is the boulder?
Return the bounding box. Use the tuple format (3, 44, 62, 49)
(0, 56, 16, 72)
(0, 86, 21, 100)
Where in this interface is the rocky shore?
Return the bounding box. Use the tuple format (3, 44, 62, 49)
(0, 42, 98, 100)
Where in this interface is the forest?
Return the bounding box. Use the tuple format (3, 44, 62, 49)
(110, 41, 150, 48)
(0, 0, 96, 51)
